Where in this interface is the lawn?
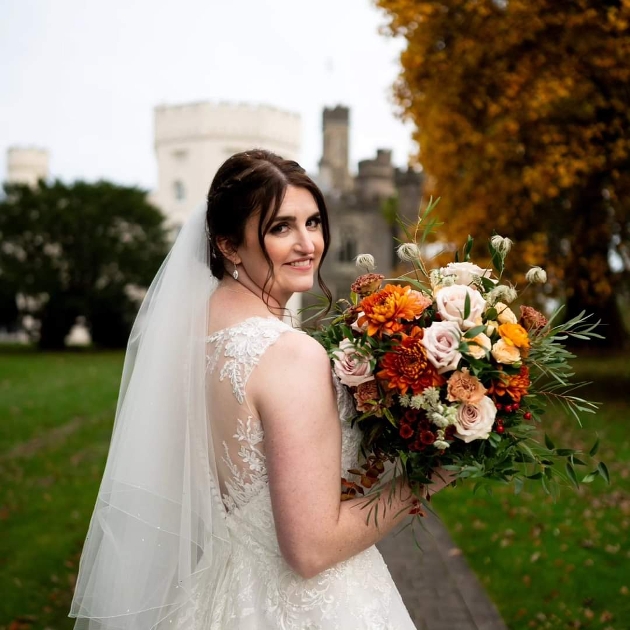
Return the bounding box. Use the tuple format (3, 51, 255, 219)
(433, 353, 630, 629)
(0, 351, 124, 630)
(0, 350, 628, 629)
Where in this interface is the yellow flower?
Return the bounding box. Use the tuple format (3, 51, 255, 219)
(498, 323, 530, 351)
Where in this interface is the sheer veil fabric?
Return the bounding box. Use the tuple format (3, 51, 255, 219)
(70, 204, 230, 629)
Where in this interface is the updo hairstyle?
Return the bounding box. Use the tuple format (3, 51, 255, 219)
(206, 149, 332, 304)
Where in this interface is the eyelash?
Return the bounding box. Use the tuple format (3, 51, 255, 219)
(270, 216, 322, 234)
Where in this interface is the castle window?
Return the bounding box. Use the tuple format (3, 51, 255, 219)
(172, 150, 188, 162)
(338, 235, 357, 263)
(173, 180, 186, 201)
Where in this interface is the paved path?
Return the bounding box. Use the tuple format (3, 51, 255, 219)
(377, 511, 508, 630)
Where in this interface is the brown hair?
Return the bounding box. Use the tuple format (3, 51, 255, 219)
(206, 149, 332, 306)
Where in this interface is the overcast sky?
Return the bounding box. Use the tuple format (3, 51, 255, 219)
(0, 0, 417, 193)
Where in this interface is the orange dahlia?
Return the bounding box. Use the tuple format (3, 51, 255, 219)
(376, 327, 445, 395)
(488, 365, 531, 402)
(358, 284, 432, 337)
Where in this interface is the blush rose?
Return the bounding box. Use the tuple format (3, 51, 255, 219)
(332, 339, 374, 387)
(454, 396, 497, 442)
(421, 321, 462, 374)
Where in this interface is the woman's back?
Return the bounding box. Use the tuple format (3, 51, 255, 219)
(191, 314, 416, 629)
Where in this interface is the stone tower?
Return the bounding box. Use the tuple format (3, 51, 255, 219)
(153, 102, 301, 227)
(318, 106, 353, 196)
(6, 147, 49, 187)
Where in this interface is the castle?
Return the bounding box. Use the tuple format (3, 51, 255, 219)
(153, 102, 424, 309)
(310, 105, 424, 307)
(4, 102, 424, 336)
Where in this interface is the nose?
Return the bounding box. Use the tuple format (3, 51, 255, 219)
(295, 226, 316, 254)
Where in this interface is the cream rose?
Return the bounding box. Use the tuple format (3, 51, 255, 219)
(440, 262, 493, 287)
(454, 396, 497, 442)
(435, 284, 486, 330)
(421, 321, 462, 374)
(495, 302, 518, 324)
(465, 332, 492, 359)
(332, 339, 374, 387)
(486, 320, 499, 337)
(491, 338, 521, 364)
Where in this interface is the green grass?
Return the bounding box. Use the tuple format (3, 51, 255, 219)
(1, 350, 629, 629)
(433, 354, 630, 629)
(0, 351, 124, 630)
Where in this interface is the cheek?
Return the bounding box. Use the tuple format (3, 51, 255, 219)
(314, 231, 326, 254)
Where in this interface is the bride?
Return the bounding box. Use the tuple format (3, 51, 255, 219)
(70, 150, 453, 629)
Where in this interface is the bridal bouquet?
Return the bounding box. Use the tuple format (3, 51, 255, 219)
(312, 205, 607, 505)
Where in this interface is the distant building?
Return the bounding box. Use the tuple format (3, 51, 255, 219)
(153, 101, 301, 227)
(6, 147, 49, 186)
(310, 106, 424, 309)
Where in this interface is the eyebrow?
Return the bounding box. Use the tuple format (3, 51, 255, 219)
(271, 212, 321, 224)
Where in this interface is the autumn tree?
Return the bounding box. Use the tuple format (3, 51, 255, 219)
(376, 0, 630, 347)
(0, 180, 169, 349)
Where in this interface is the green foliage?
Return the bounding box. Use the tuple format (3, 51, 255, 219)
(0, 180, 169, 348)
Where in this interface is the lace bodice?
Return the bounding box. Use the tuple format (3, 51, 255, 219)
(206, 316, 362, 512)
(187, 316, 415, 630)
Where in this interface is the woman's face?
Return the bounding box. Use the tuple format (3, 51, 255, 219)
(235, 185, 325, 306)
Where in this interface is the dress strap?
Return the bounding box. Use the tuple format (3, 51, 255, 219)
(206, 316, 300, 404)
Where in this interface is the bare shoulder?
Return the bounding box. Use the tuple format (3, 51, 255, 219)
(271, 329, 331, 367)
(248, 330, 336, 422)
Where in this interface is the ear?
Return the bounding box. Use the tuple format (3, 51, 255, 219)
(216, 237, 241, 265)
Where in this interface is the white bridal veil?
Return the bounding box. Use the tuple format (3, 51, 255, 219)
(70, 203, 230, 629)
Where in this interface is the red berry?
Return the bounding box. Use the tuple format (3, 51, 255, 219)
(513, 402, 520, 411)
(524, 412, 532, 420)
(496, 403, 503, 411)
(497, 425, 505, 434)
(505, 404, 514, 413)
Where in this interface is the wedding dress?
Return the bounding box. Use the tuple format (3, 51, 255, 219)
(175, 315, 417, 630)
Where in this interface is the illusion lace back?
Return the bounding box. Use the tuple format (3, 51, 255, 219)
(180, 316, 416, 629)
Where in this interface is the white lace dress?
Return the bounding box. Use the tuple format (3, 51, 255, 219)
(193, 316, 416, 630)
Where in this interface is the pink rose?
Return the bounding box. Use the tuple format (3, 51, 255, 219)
(421, 321, 462, 374)
(435, 284, 486, 330)
(332, 339, 374, 387)
(453, 396, 497, 442)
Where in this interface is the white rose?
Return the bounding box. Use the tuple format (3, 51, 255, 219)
(454, 396, 497, 443)
(332, 339, 374, 387)
(495, 302, 518, 324)
(491, 338, 521, 364)
(421, 321, 462, 374)
(435, 284, 487, 330)
(486, 320, 499, 337)
(465, 332, 492, 359)
(440, 262, 493, 287)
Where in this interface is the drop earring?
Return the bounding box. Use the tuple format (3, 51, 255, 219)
(232, 263, 239, 281)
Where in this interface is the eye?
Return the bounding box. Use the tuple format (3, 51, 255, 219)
(269, 222, 289, 234)
(307, 215, 322, 229)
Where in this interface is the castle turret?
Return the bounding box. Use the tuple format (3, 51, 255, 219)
(7, 147, 49, 187)
(154, 101, 301, 227)
(356, 149, 396, 202)
(318, 106, 353, 195)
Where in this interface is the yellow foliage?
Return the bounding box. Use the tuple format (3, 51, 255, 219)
(376, 0, 630, 309)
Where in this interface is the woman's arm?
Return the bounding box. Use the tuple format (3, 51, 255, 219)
(249, 332, 452, 579)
